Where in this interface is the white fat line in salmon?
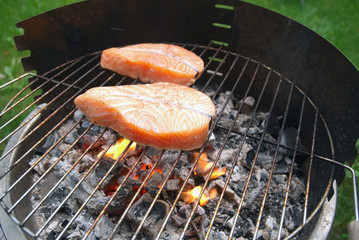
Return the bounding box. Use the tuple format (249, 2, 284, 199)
(124, 48, 200, 75)
(107, 91, 213, 119)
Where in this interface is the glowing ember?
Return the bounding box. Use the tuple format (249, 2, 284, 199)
(98, 138, 136, 160)
(181, 185, 218, 206)
(182, 186, 205, 206)
(209, 166, 227, 180)
(193, 151, 227, 180)
(149, 167, 163, 178)
(193, 152, 214, 176)
(132, 163, 163, 188)
(183, 151, 227, 206)
(208, 187, 218, 199)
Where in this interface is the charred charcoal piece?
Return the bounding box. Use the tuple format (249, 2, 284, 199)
(146, 171, 164, 188)
(37, 132, 59, 155)
(166, 179, 182, 191)
(284, 205, 302, 231)
(172, 214, 187, 226)
(238, 96, 255, 115)
(273, 164, 291, 174)
(214, 179, 241, 205)
(265, 115, 283, 138)
(95, 158, 128, 179)
(76, 121, 117, 150)
(127, 193, 169, 239)
(93, 216, 115, 239)
(279, 127, 303, 156)
(242, 149, 255, 169)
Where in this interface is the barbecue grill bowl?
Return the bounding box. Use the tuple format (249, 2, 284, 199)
(15, 0, 359, 174)
(1, 0, 358, 239)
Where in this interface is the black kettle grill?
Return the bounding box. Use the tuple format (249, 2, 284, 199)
(0, 0, 358, 239)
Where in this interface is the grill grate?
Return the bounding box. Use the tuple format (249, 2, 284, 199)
(0, 43, 357, 239)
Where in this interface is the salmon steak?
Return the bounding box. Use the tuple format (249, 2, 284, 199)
(74, 82, 215, 150)
(100, 43, 204, 86)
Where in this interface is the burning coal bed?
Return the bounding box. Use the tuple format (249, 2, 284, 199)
(28, 86, 306, 240)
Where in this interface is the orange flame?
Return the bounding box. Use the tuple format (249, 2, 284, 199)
(98, 138, 136, 160)
(181, 185, 218, 206)
(208, 187, 218, 199)
(134, 163, 163, 188)
(210, 167, 227, 180)
(193, 152, 213, 176)
(182, 186, 206, 206)
(184, 151, 225, 206)
(193, 152, 227, 180)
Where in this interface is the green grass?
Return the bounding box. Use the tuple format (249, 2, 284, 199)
(0, 0, 82, 80)
(0, 0, 82, 153)
(243, 0, 359, 70)
(0, 0, 358, 239)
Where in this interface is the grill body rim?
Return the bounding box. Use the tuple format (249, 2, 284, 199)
(0, 45, 339, 239)
(13, 0, 359, 185)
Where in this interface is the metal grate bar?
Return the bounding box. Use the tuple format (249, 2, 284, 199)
(204, 61, 261, 239)
(0, 53, 98, 135)
(202, 49, 230, 93)
(0, 74, 39, 116)
(0, 73, 31, 90)
(179, 54, 246, 239)
(131, 151, 184, 240)
(208, 50, 234, 99)
(91, 147, 156, 240)
(277, 87, 307, 239)
(155, 146, 204, 239)
(201, 45, 226, 91)
(286, 175, 334, 239)
(25, 74, 132, 235)
(38, 76, 137, 237)
(54, 136, 122, 240)
(0, 66, 105, 182)
(303, 107, 319, 224)
(6, 108, 83, 213)
(87, 146, 151, 239)
(216, 123, 338, 166)
(0, 44, 345, 240)
(285, 108, 336, 239)
(109, 150, 167, 239)
(197, 42, 212, 58)
(0, 54, 100, 154)
(229, 68, 281, 239)
(253, 80, 294, 239)
(35, 124, 107, 237)
(154, 51, 242, 240)
(1, 72, 122, 231)
(33, 72, 139, 237)
(0, 70, 118, 196)
(19, 112, 84, 224)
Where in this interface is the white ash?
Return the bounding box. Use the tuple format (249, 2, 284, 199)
(208, 230, 227, 240)
(230, 165, 241, 184)
(27, 88, 307, 240)
(73, 109, 84, 122)
(240, 96, 256, 108)
(28, 155, 57, 175)
(215, 91, 236, 115)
